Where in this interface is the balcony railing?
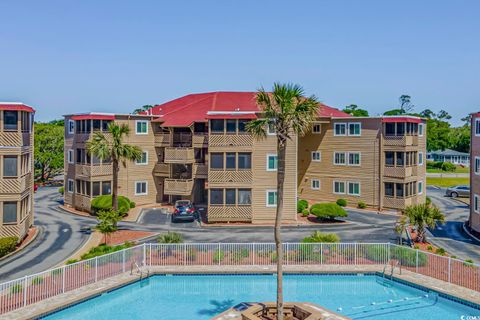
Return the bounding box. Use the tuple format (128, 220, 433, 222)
(164, 178, 194, 195)
(208, 134, 253, 148)
(0, 132, 32, 147)
(383, 166, 418, 178)
(75, 164, 113, 178)
(207, 205, 253, 222)
(154, 134, 171, 147)
(384, 135, 418, 147)
(383, 196, 418, 209)
(193, 163, 208, 177)
(0, 175, 32, 194)
(192, 133, 208, 147)
(164, 147, 195, 163)
(208, 170, 252, 185)
(153, 163, 170, 177)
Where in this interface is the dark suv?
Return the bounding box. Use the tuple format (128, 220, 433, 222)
(171, 203, 198, 223)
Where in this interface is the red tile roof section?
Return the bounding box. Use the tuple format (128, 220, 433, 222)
(0, 103, 35, 113)
(71, 114, 115, 120)
(382, 117, 422, 124)
(147, 92, 349, 127)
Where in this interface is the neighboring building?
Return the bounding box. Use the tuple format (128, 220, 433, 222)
(63, 92, 426, 223)
(0, 103, 35, 239)
(427, 149, 470, 166)
(469, 112, 480, 235)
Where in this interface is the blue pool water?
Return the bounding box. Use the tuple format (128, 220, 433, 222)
(43, 274, 479, 320)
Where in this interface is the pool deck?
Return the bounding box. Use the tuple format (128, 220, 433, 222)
(4, 265, 480, 320)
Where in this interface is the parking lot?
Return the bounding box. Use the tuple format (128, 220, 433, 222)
(137, 208, 201, 229)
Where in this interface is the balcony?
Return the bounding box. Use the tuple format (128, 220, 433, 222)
(208, 170, 252, 185)
(0, 175, 32, 194)
(154, 134, 171, 147)
(384, 135, 418, 147)
(192, 133, 208, 147)
(384, 166, 418, 178)
(164, 179, 194, 195)
(208, 134, 253, 148)
(164, 147, 195, 163)
(207, 205, 252, 222)
(383, 196, 417, 210)
(193, 163, 208, 177)
(75, 164, 113, 178)
(0, 132, 31, 147)
(154, 163, 170, 177)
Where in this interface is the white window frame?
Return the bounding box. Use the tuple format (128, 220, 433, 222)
(311, 179, 320, 190)
(475, 157, 480, 175)
(266, 154, 278, 171)
(134, 181, 148, 195)
(68, 120, 75, 134)
(311, 151, 321, 162)
(267, 122, 276, 135)
(474, 194, 479, 213)
(333, 152, 346, 165)
(135, 120, 149, 135)
(67, 149, 74, 164)
(418, 152, 424, 166)
(312, 123, 322, 134)
(67, 179, 74, 193)
(418, 181, 424, 195)
(136, 151, 149, 165)
(348, 122, 361, 136)
(475, 119, 480, 136)
(348, 152, 361, 166)
(333, 123, 347, 136)
(266, 190, 277, 207)
(333, 181, 346, 194)
(418, 123, 424, 137)
(347, 181, 361, 196)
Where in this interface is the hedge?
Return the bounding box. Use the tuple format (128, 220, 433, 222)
(310, 203, 348, 220)
(91, 195, 133, 216)
(0, 236, 18, 258)
(336, 199, 347, 207)
(297, 199, 309, 213)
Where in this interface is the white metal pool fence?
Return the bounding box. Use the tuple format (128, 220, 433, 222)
(0, 242, 478, 315)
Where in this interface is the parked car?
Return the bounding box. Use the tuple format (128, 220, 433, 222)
(445, 185, 470, 198)
(171, 204, 198, 223)
(174, 199, 191, 208)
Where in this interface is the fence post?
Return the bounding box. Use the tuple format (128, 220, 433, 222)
(448, 257, 451, 283)
(354, 243, 358, 266)
(252, 243, 255, 266)
(416, 250, 419, 273)
(122, 250, 126, 273)
(388, 244, 391, 263)
(62, 266, 66, 293)
(23, 276, 28, 307)
(143, 243, 147, 267)
(218, 243, 221, 266)
(286, 243, 289, 265)
(184, 244, 187, 266)
(95, 257, 98, 282)
(320, 243, 323, 265)
(149, 243, 152, 267)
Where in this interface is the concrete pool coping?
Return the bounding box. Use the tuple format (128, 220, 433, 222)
(3, 265, 479, 320)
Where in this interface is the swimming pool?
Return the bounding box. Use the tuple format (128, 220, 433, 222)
(42, 274, 479, 320)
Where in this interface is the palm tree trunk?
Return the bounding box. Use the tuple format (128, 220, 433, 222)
(112, 158, 119, 212)
(276, 136, 287, 320)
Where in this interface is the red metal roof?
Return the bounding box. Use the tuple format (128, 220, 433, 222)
(0, 103, 35, 113)
(206, 113, 257, 120)
(382, 117, 422, 124)
(148, 92, 349, 127)
(71, 114, 115, 120)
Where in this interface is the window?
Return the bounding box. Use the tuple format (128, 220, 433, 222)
(312, 124, 321, 134)
(348, 123, 361, 136)
(135, 181, 147, 195)
(418, 123, 424, 136)
(210, 120, 224, 133)
(311, 151, 321, 162)
(418, 152, 424, 166)
(334, 123, 346, 136)
(226, 120, 237, 133)
(238, 153, 251, 169)
(92, 182, 101, 197)
(68, 120, 75, 134)
(348, 182, 360, 196)
(238, 189, 252, 205)
(3, 111, 18, 131)
(397, 123, 405, 135)
(311, 179, 320, 190)
(267, 154, 278, 171)
(136, 151, 148, 165)
(68, 150, 74, 164)
(384, 182, 394, 197)
(135, 120, 148, 134)
(226, 153, 236, 169)
(266, 190, 277, 207)
(210, 153, 224, 169)
(396, 183, 404, 198)
(348, 152, 361, 166)
(333, 181, 345, 194)
(225, 189, 236, 205)
(92, 120, 101, 131)
(475, 118, 480, 136)
(238, 120, 249, 132)
(418, 181, 424, 195)
(102, 181, 111, 195)
(396, 152, 404, 166)
(67, 179, 74, 193)
(334, 152, 346, 165)
(385, 123, 396, 136)
(475, 157, 480, 175)
(102, 120, 111, 131)
(474, 194, 479, 213)
(385, 152, 394, 166)
(210, 189, 223, 205)
(3, 156, 17, 177)
(267, 122, 276, 135)
(2, 202, 17, 224)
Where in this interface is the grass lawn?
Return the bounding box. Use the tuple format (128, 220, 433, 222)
(426, 177, 470, 188)
(427, 165, 469, 174)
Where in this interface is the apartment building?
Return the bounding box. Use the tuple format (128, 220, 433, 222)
(469, 112, 480, 235)
(64, 92, 426, 223)
(0, 103, 35, 239)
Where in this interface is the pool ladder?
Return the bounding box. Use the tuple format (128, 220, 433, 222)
(382, 261, 401, 283)
(130, 261, 150, 280)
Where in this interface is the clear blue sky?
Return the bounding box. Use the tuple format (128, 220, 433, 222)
(1, 0, 479, 125)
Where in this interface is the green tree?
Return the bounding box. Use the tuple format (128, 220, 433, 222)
(34, 121, 64, 181)
(95, 210, 121, 244)
(342, 104, 369, 117)
(133, 105, 154, 114)
(87, 122, 142, 211)
(404, 203, 445, 243)
(449, 124, 470, 153)
(246, 83, 319, 319)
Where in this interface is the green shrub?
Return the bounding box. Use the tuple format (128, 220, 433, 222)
(79, 242, 134, 260)
(157, 232, 183, 244)
(58, 186, 64, 194)
(51, 269, 63, 277)
(414, 245, 420, 249)
(130, 201, 136, 208)
(435, 248, 446, 256)
(391, 246, 427, 267)
(297, 199, 309, 213)
(31, 276, 44, 285)
(450, 255, 457, 259)
(357, 201, 367, 209)
(213, 249, 225, 263)
(464, 259, 474, 267)
(426, 161, 436, 169)
(427, 245, 433, 251)
(302, 231, 340, 243)
(310, 203, 348, 220)
(336, 199, 347, 207)
(365, 245, 389, 262)
(441, 162, 456, 172)
(301, 209, 310, 217)
(425, 196, 432, 206)
(91, 195, 132, 216)
(10, 284, 23, 294)
(66, 259, 79, 265)
(186, 247, 197, 261)
(231, 248, 249, 262)
(0, 236, 18, 258)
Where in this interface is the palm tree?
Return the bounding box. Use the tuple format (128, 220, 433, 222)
(87, 122, 142, 211)
(404, 203, 445, 243)
(246, 83, 319, 319)
(394, 215, 408, 245)
(96, 210, 121, 244)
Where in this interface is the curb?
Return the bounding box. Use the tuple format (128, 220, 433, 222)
(57, 205, 97, 220)
(0, 226, 41, 262)
(462, 222, 480, 243)
(199, 220, 353, 229)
